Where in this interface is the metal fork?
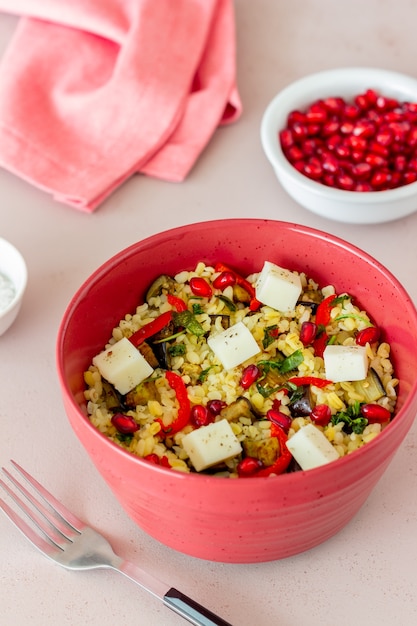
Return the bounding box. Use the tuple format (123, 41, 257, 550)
(0, 460, 233, 626)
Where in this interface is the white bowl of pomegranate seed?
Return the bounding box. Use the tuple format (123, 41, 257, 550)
(261, 67, 417, 224)
(0, 237, 27, 336)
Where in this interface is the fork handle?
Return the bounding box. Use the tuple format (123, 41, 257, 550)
(164, 587, 233, 626)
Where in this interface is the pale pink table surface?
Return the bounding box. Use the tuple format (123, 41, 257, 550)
(1, 2, 417, 625)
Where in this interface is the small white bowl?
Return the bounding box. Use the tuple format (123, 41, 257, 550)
(0, 238, 27, 336)
(261, 67, 417, 224)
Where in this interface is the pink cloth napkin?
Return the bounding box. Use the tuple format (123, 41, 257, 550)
(0, 0, 242, 211)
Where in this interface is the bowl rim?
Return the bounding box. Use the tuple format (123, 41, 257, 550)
(56, 218, 417, 484)
(0, 237, 28, 317)
(260, 66, 417, 203)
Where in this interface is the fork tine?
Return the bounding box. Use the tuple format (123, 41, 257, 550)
(9, 460, 84, 531)
(0, 490, 61, 558)
(0, 476, 70, 549)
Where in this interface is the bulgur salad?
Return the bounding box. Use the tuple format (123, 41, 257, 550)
(84, 260, 398, 477)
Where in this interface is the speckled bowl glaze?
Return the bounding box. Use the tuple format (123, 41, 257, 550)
(56, 219, 417, 563)
(261, 68, 417, 224)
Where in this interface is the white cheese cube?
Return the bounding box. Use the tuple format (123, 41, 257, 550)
(286, 424, 339, 470)
(181, 419, 242, 472)
(207, 321, 260, 370)
(93, 336, 154, 395)
(255, 261, 302, 313)
(323, 344, 368, 383)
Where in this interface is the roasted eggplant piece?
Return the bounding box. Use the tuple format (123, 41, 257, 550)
(102, 381, 125, 411)
(208, 314, 231, 331)
(137, 341, 160, 369)
(219, 396, 257, 423)
(145, 275, 176, 302)
(351, 368, 385, 402)
(125, 380, 160, 408)
(243, 437, 279, 467)
(289, 385, 313, 416)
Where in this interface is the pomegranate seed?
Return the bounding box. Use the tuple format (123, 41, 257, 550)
(355, 326, 380, 345)
(361, 403, 391, 423)
(213, 271, 236, 290)
(189, 276, 212, 298)
(327, 134, 342, 150)
(237, 457, 262, 477)
(368, 141, 389, 157)
(302, 138, 319, 156)
(343, 104, 360, 119)
(394, 155, 407, 172)
(408, 157, 417, 172)
(375, 95, 391, 111)
(371, 171, 391, 188)
(337, 173, 355, 190)
(323, 97, 345, 113)
(300, 321, 318, 345)
(353, 121, 376, 138)
(279, 129, 294, 149)
(375, 129, 394, 146)
(351, 149, 365, 163)
(351, 162, 372, 180)
(191, 404, 212, 427)
(403, 170, 417, 184)
(292, 122, 308, 139)
(111, 413, 139, 434)
(286, 145, 304, 161)
(206, 399, 227, 415)
(335, 144, 351, 158)
(310, 404, 332, 426)
(354, 93, 370, 110)
(323, 173, 336, 187)
(347, 135, 367, 151)
(293, 160, 306, 172)
(355, 182, 372, 191)
(322, 153, 339, 173)
(240, 364, 261, 389)
(287, 110, 306, 125)
(322, 120, 340, 136)
(306, 107, 327, 124)
(304, 159, 323, 180)
(408, 127, 417, 146)
(365, 153, 387, 168)
(340, 121, 354, 134)
(144, 453, 160, 465)
(266, 409, 292, 432)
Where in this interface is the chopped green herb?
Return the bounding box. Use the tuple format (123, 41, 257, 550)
(174, 310, 205, 337)
(192, 303, 205, 315)
(334, 313, 371, 325)
(198, 366, 213, 383)
(331, 401, 368, 434)
(257, 349, 304, 374)
(217, 295, 237, 311)
(168, 344, 186, 356)
(262, 325, 279, 349)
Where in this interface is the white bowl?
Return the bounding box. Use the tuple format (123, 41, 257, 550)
(261, 67, 417, 224)
(0, 238, 27, 336)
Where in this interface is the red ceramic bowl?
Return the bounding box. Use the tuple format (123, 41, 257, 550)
(56, 219, 417, 563)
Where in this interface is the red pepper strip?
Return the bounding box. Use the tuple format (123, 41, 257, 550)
(256, 423, 292, 477)
(214, 262, 261, 311)
(157, 371, 191, 437)
(167, 293, 188, 312)
(288, 376, 332, 388)
(315, 294, 336, 327)
(312, 332, 329, 358)
(129, 310, 173, 347)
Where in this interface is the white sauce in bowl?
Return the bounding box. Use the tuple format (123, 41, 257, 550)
(0, 272, 16, 311)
